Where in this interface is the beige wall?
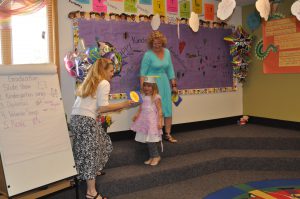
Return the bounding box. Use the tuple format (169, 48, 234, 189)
(242, 0, 300, 122)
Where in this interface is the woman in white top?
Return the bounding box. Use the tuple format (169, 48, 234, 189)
(70, 58, 134, 199)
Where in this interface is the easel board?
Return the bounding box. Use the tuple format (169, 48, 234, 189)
(0, 64, 77, 196)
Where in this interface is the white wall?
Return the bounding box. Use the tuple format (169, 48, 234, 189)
(57, 1, 243, 133)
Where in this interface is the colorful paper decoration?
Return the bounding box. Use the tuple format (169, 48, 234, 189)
(204, 3, 214, 21)
(224, 26, 253, 82)
(172, 94, 182, 106)
(93, 0, 107, 13)
(153, 0, 165, 16)
(124, 0, 138, 13)
(254, 39, 277, 60)
(167, 0, 178, 13)
(217, 0, 236, 21)
(246, 11, 261, 31)
(139, 0, 152, 5)
(179, 1, 191, 19)
(76, 0, 90, 4)
(192, 0, 202, 14)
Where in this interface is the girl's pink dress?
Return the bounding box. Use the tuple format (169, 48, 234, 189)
(131, 95, 163, 143)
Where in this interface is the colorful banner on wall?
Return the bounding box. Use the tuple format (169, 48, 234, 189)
(74, 20, 235, 97)
(180, 1, 190, 19)
(124, 0, 137, 13)
(93, 0, 107, 13)
(167, 0, 178, 13)
(153, 0, 166, 16)
(262, 17, 300, 73)
(204, 3, 214, 21)
(192, 0, 202, 14)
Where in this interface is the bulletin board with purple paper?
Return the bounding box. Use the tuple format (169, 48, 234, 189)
(76, 20, 234, 95)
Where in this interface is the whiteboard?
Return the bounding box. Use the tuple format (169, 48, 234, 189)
(0, 64, 77, 196)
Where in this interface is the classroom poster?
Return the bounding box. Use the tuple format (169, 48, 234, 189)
(180, 1, 190, 19)
(167, 0, 178, 13)
(93, 0, 107, 13)
(153, 0, 166, 16)
(262, 17, 300, 73)
(124, 0, 137, 13)
(139, 0, 151, 5)
(192, 0, 202, 14)
(204, 3, 214, 21)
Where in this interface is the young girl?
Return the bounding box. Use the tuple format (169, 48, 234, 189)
(131, 76, 163, 166)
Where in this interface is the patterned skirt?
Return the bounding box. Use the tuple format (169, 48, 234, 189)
(70, 115, 113, 180)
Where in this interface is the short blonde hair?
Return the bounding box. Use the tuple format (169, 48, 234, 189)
(76, 58, 113, 98)
(147, 30, 167, 49)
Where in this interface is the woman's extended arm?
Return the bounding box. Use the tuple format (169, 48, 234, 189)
(99, 100, 134, 113)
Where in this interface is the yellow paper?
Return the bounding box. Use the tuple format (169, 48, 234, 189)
(192, 0, 202, 14)
(153, 0, 166, 16)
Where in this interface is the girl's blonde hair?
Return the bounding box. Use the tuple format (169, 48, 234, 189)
(76, 58, 113, 98)
(147, 30, 167, 49)
(143, 82, 159, 102)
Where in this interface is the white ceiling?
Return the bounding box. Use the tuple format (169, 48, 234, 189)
(236, 0, 257, 6)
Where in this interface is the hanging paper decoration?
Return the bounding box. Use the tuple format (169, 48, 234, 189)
(217, 0, 236, 21)
(0, 0, 46, 29)
(246, 11, 261, 31)
(291, 0, 300, 21)
(189, 12, 199, 32)
(151, 14, 160, 30)
(224, 26, 253, 83)
(254, 39, 277, 60)
(255, 0, 270, 21)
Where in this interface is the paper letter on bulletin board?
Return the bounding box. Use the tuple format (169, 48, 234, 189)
(153, 0, 165, 16)
(192, 0, 202, 14)
(262, 17, 300, 73)
(204, 3, 214, 21)
(93, 0, 107, 13)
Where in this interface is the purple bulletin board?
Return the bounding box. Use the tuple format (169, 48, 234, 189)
(76, 20, 233, 94)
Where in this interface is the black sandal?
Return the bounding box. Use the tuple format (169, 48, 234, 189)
(86, 192, 108, 199)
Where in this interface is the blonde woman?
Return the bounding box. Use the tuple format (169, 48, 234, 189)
(70, 58, 134, 199)
(140, 31, 178, 143)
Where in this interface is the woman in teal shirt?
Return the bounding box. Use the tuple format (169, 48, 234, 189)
(140, 31, 178, 143)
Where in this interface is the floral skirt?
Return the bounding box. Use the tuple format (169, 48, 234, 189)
(70, 115, 113, 180)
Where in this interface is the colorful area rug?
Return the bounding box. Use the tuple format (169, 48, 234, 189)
(204, 179, 300, 199)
